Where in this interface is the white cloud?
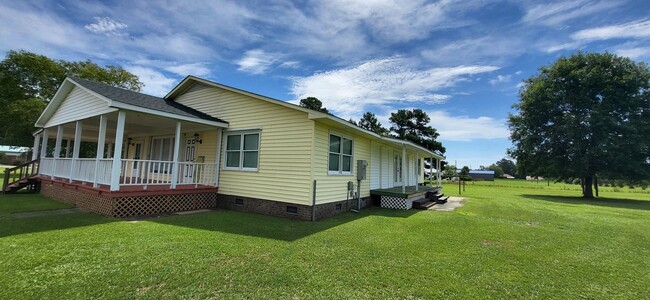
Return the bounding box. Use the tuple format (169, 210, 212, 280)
(571, 19, 650, 41)
(614, 47, 650, 59)
(426, 111, 510, 141)
(373, 109, 510, 142)
(546, 19, 650, 53)
(124, 66, 177, 96)
(165, 63, 211, 77)
(85, 17, 128, 36)
(290, 57, 498, 118)
(421, 36, 524, 65)
(522, 0, 621, 27)
(489, 74, 512, 86)
(236, 49, 278, 75)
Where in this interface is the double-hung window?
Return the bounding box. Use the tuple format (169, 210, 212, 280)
(225, 131, 260, 171)
(328, 134, 353, 174)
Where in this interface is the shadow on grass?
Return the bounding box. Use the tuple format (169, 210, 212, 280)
(0, 212, 117, 238)
(150, 206, 419, 242)
(521, 194, 650, 211)
(0, 191, 419, 241)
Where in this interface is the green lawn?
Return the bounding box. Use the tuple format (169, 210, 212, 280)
(0, 182, 648, 299)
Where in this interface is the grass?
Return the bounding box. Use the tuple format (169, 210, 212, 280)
(0, 193, 72, 215)
(0, 182, 649, 299)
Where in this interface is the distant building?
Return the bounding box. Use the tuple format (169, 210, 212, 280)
(0, 145, 29, 165)
(502, 173, 515, 179)
(469, 170, 495, 181)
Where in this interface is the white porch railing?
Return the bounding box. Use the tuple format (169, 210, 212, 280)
(40, 158, 55, 176)
(39, 158, 217, 188)
(121, 159, 175, 185)
(178, 162, 218, 185)
(121, 159, 218, 187)
(53, 158, 73, 178)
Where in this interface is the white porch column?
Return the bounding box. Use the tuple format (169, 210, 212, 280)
(65, 139, 71, 158)
(54, 126, 64, 158)
(93, 115, 107, 188)
(32, 134, 41, 160)
(437, 158, 442, 187)
(429, 157, 433, 184)
(401, 144, 406, 193)
(107, 143, 113, 158)
(52, 126, 64, 179)
(70, 121, 83, 182)
(214, 128, 222, 187)
(40, 128, 50, 159)
(110, 111, 126, 191)
(170, 121, 182, 189)
(415, 151, 419, 191)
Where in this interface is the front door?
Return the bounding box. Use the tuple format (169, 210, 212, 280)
(183, 137, 197, 183)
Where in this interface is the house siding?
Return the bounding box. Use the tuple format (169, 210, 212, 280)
(174, 83, 313, 205)
(46, 86, 117, 127)
(312, 122, 371, 204)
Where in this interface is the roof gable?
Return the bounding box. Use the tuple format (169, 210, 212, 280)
(35, 77, 228, 128)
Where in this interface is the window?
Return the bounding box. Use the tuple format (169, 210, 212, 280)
(328, 134, 353, 174)
(150, 137, 175, 172)
(150, 137, 175, 161)
(225, 131, 260, 170)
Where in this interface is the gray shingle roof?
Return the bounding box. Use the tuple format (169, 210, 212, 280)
(69, 77, 227, 124)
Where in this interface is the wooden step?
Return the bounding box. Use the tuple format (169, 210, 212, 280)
(435, 196, 449, 204)
(413, 200, 437, 210)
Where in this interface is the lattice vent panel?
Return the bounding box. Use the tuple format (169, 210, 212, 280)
(112, 192, 217, 218)
(380, 195, 412, 210)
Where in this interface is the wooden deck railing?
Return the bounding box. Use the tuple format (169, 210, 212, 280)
(2, 159, 39, 192)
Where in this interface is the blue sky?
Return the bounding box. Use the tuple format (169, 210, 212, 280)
(1, 0, 649, 168)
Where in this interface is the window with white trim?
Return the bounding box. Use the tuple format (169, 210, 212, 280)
(328, 134, 353, 174)
(150, 137, 175, 161)
(225, 131, 260, 170)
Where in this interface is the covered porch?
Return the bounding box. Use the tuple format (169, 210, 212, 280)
(30, 77, 229, 217)
(35, 109, 226, 191)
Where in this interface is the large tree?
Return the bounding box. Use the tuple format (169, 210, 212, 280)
(508, 52, 650, 198)
(0, 50, 142, 147)
(299, 97, 329, 113)
(358, 112, 389, 136)
(495, 158, 516, 176)
(389, 109, 445, 154)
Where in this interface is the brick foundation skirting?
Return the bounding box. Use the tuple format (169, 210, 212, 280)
(40, 179, 217, 218)
(218, 193, 372, 221)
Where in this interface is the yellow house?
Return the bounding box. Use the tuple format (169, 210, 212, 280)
(28, 76, 444, 220)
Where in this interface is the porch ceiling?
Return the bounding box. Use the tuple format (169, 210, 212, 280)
(51, 110, 219, 142)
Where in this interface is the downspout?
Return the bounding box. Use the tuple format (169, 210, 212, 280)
(311, 180, 317, 221)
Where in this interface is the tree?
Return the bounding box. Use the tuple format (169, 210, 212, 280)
(459, 166, 471, 181)
(0, 50, 143, 147)
(487, 164, 504, 177)
(299, 97, 328, 113)
(443, 164, 457, 179)
(389, 109, 445, 154)
(495, 158, 516, 176)
(358, 112, 389, 136)
(508, 52, 650, 198)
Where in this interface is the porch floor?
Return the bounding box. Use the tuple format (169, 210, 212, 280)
(370, 185, 440, 199)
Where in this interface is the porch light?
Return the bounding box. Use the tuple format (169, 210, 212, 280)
(127, 137, 134, 146)
(194, 133, 202, 144)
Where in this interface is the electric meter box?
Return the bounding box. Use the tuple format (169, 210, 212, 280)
(357, 160, 367, 181)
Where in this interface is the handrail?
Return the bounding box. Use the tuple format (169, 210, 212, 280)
(3, 159, 39, 192)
